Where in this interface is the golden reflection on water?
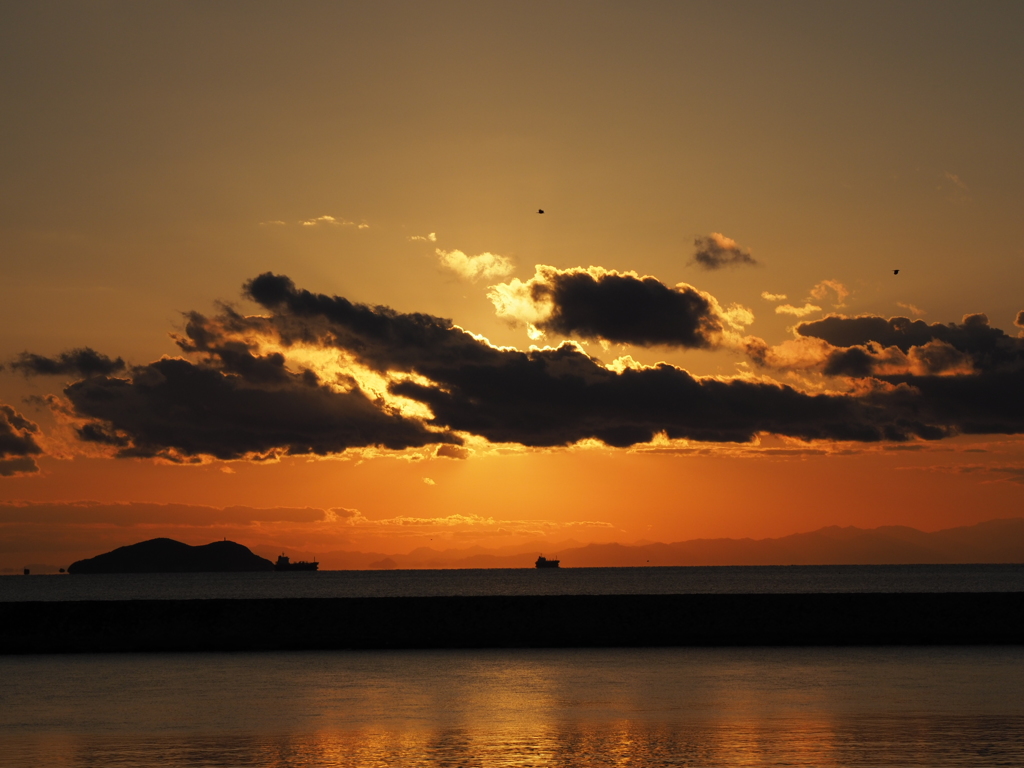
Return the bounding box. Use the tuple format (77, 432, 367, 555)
(0, 714, 1017, 768)
(23, 717, 1021, 767)
(2, 648, 1023, 767)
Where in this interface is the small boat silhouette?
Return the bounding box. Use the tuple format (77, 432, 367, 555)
(535, 555, 560, 569)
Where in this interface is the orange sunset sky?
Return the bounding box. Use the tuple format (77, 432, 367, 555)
(2, 1, 1023, 569)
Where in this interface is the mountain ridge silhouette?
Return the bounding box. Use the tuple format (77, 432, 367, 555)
(68, 538, 274, 574)
(299, 517, 1024, 569)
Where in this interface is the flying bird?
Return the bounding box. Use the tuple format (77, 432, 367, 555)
(894, 269, 899, 275)
(538, 209, 544, 214)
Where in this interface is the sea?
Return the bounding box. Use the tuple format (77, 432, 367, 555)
(3, 564, 1024, 767)
(4, 563, 1024, 602)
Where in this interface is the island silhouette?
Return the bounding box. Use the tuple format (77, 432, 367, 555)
(67, 538, 274, 574)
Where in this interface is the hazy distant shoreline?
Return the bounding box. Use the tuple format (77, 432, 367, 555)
(227, 517, 1024, 571)
(6, 517, 1023, 574)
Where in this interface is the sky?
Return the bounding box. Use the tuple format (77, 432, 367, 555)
(2, 1, 1023, 568)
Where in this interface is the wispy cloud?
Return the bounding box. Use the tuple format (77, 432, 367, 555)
(944, 171, 969, 192)
(260, 216, 368, 228)
(898, 302, 926, 317)
(771, 280, 847, 317)
(775, 303, 822, 317)
(436, 248, 514, 282)
(941, 171, 971, 202)
(301, 215, 369, 229)
(409, 232, 437, 242)
(809, 279, 849, 307)
(328, 508, 615, 532)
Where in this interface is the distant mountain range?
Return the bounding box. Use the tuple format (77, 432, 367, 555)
(40, 518, 1024, 574)
(304, 518, 1024, 569)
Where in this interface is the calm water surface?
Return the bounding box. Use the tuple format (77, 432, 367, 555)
(4, 563, 1024, 602)
(2, 647, 1022, 767)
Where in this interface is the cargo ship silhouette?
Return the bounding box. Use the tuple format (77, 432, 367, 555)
(274, 554, 319, 572)
(535, 555, 560, 569)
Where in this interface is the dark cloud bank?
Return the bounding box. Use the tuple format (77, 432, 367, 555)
(11, 348, 125, 377)
(10, 273, 1024, 461)
(799, 313, 1022, 375)
(65, 345, 458, 462)
(789, 311, 1024, 437)
(0, 404, 42, 476)
(519, 267, 729, 348)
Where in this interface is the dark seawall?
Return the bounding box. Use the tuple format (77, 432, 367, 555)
(2, 593, 1023, 654)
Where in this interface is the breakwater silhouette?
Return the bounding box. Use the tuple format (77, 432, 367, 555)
(3, 592, 1024, 653)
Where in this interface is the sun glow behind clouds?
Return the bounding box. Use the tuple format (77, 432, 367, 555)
(436, 248, 514, 281)
(250, 341, 439, 423)
(35, 268, 1024, 472)
(488, 265, 754, 348)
